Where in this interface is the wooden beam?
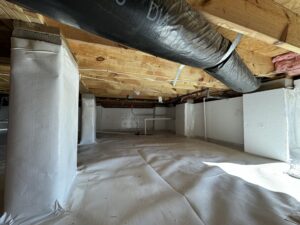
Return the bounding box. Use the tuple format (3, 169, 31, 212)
(0, 0, 43, 23)
(188, 0, 300, 54)
(273, 0, 300, 16)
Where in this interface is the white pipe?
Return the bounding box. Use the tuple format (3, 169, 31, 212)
(144, 118, 172, 135)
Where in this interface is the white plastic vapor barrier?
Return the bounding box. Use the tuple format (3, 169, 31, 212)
(244, 89, 290, 161)
(4, 37, 79, 220)
(7, 134, 300, 225)
(287, 88, 300, 178)
(96, 107, 175, 133)
(175, 98, 243, 146)
(80, 94, 96, 145)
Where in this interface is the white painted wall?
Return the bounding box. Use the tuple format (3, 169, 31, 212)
(97, 107, 175, 132)
(244, 89, 290, 161)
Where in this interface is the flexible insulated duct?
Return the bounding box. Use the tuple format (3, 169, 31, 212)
(10, 0, 261, 93)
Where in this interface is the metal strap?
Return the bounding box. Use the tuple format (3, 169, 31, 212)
(209, 33, 243, 69)
(173, 64, 185, 87)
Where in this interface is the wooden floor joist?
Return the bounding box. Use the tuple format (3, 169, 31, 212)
(188, 0, 300, 54)
(1, 0, 300, 99)
(68, 39, 227, 99)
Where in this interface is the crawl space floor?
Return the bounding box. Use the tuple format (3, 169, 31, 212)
(2, 133, 300, 225)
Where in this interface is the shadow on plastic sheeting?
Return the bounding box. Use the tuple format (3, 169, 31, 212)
(73, 135, 300, 225)
(137, 149, 300, 225)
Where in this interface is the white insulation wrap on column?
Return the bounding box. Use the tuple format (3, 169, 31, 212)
(5, 37, 79, 220)
(80, 94, 96, 145)
(286, 88, 300, 178)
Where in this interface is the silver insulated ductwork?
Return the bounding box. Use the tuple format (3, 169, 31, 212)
(10, 0, 261, 93)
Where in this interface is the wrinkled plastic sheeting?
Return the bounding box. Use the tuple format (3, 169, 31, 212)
(4, 37, 79, 221)
(10, 0, 260, 93)
(16, 135, 300, 225)
(286, 88, 300, 177)
(80, 94, 96, 145)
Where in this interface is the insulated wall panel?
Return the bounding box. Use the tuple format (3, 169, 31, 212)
(192, 103, 205, 138)
(97, 107, 174, 132)
(244, 89, 289, 161)
(166, 107, 176, 132)
(295, 79, 300, 88)
(206, 97, 244, 146)
(175, 104, 186, 136)
(5, 37, 79, 219)
(175, 98, 243, 145)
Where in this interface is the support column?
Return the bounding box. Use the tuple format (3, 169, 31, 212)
(175, 101, 195, 137)
(185, 99, 195, 138)
(5, 22, 79, 219)
(80, 94, 96, 145)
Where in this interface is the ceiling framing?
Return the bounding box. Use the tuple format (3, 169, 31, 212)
(1, 0, 300, 101)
